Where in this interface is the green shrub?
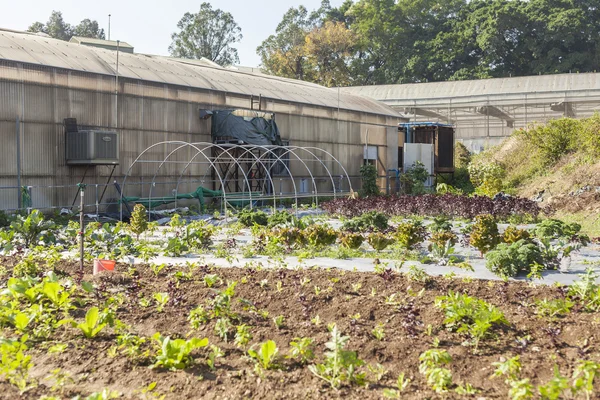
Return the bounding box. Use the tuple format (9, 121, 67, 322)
(238, 209, 268, 227)
(468, 161, 505, 197)
(428, 216, 453, 233)
(430, 231, 457, 248)
(454, 142, 471, 169)
(342, 211, 388, 232)
(502, 226, 530, 244)
(0, 210, 10, 228)
(129, 204, 148, 240)
(401, 161, 429, 194)
(469, 214, 500, 255)
(521, 118, 581, 163)
(305, 224, 337, 248)
(10, 210, 56, 248)
(339, 233, 364, 249)
(534, 219, 581, 239)
(485, 239, 544, 278)
(359, 164, 380, 197)
(273, 227, 307, 249)
(395, 221, 427, 250)
(367, 232, 395, 251)
(435, 291, 508, 349)
(267, 210, 294, 228)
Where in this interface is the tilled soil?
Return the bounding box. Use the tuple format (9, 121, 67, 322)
(1, 257, 599, 399)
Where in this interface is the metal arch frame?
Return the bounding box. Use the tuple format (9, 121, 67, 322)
(146, 143, 232, 216)
(286, 145, 337, 201)
(241, 145, 318, 207)
(232, 144, 299, 210)
(173, 142, 256, 211)
(120, 141, 229, 220)
(300, 146, 353, 193)
(194, 144, 279, 209)
(120, 141, 354, 220)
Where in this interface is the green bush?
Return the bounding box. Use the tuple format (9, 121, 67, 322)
(454, 142, 472, 169)
(305, 224, 337, 248)
(341, 211, 388, 232)
(468, 160, 505, 197)
(430, 231, 457, 248)
(534, 219, 581, 239)
(238, 209, 268, 227)
(395, 221, 427, 250)
(469, 214, 500, 255)
(339, 233, 364, 249)
(267, 210, 294, 228)
(0, 210, 10, 228)
(359, 164, 380, 197)
(367, 232, 394, 251)
(129, 204, 148, 240)
(521, 118, 581, 163)
(402, 161, 429, 194)
(502, 226, 530, 244)
(485, 239, 544, 278)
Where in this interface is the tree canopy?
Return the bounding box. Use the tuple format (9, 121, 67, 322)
(258, 0, 600, 86)
(169, 2, 242, 66)
(27, 11, 105, 41)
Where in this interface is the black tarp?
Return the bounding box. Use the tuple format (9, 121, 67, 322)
(211, 110, 282, 146)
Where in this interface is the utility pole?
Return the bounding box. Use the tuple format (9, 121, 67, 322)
(108, 14, 111, 40)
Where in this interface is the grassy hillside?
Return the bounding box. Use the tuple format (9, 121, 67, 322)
(470, 114, 600, 235)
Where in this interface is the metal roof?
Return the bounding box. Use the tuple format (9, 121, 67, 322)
(69, 36, 134, 49)
(341, 73, 600, 104)
(0, 29, 400, 118)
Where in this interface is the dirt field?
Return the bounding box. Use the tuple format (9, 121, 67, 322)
(1, 257, 598, 400)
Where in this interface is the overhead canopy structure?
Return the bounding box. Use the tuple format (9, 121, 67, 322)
(120, 142, 353, 219)
(342, 72, 600, 151)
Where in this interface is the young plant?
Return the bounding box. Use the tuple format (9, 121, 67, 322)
(339, 233, 364, 249)
(74, 307, 107, 338)
(129, 204, 148, 240)
(206, 345, 224, 371)
(419, 349, 453, 393)
(435, 291, 508, 350)
(383, 373, 411, 398)
(273, 315, 285, 329)
(309, 325, 366, 390)
(0, 335, 34, 393)
(288, 337, 315, 364)
(151, 333, 209, 370)
(371, 324, 385, 341)
(572, 360, 600, 400)
(247, 340, 279, 371)
(535, 298, 573, 319)
(366, 232, 393, 251)
(214, 317, 232, 342)
(203, 274, 221, 288)
(395, 221, 427, 250)
(152, 292, 169, 312)
(234, 324, 252, 348)
(469, 214, 500, 255)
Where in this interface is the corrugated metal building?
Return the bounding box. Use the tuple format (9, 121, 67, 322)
(342, 73, 600, 151)
(0, 29, 403, 211)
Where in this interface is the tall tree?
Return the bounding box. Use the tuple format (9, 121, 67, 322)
(257, 5, 318, 81)
(73, 19, 105, 39)
(169, 2, 242, 66)
(28, 11, 72, 41)
(27, 11, 105, 41)
(258, 0, 600, 84)
(305, 21, 357, 86)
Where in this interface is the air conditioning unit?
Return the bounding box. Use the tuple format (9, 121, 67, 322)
(66, 130, 119, 165)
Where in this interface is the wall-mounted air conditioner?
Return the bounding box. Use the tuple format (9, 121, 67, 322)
(66, 130, 119, 165)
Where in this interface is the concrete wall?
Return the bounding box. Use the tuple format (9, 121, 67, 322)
(0, 61, 399, 211)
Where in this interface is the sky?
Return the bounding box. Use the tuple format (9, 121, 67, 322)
(0, 0, 341, 67)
